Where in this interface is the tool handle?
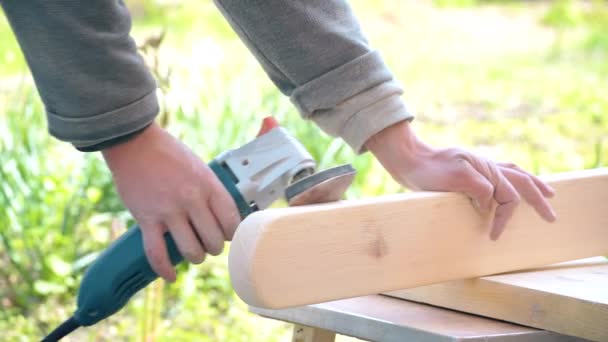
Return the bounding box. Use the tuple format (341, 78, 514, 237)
(74, 160, 251, 326)
(74, 225, 183, 326)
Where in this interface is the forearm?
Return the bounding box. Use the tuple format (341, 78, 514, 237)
(214, 0, 414, 153)
(1, 0, 158, 150)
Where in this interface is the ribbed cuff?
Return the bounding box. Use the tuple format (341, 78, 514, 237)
(288, 50, 414, 153)
(46, 90, 159, 150)
(75, 123, 152, 152)
(290, 51, 392, 115)
(342, 88, 413, 154)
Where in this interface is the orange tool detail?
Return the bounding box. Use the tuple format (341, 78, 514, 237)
(256, 116, 280, 137)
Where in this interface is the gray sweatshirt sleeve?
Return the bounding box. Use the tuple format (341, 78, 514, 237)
(1, 0, 159, 150)
(2, 0, 412, 153)
(214, 0, 414, 153)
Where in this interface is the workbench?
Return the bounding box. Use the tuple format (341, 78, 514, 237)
(236, 169, 608, 341)
(250, 295, 591, 342)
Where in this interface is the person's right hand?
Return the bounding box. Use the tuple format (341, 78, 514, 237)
(101, 122, 240, 282)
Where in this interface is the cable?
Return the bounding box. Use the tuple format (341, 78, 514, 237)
(41, 316, 81, 342)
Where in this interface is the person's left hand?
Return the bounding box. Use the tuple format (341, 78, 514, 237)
(364, 120, 556, 240)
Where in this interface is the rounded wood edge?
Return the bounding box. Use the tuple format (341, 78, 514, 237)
(229, 209, 286, 307)
(227, 193, 467, 309)
(228, 168, 608, 309)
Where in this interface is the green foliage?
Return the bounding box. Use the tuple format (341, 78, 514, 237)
(433, 0, 479, 8)
(542, 0, 584, 28)
(541, 0, 608, 57)
(432, 0, 529, 8)
(0, 14, 28, 76)
(0, 87, 125, 337)
(1, 0, 607, 340)
(583, 1, 608, 53)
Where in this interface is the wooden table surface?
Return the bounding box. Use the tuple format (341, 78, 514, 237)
(251, 295, 591, 342)
(388, 257, 608, 341)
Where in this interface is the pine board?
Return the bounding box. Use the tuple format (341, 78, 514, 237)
(387, 257, 608, 341)
(228, 168, 608, 312)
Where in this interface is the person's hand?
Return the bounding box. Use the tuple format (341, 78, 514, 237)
(101, 122, 240, 282)
(365, 121, 556, 240)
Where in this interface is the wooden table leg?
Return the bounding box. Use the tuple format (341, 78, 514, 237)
(292, 324, 336, 342)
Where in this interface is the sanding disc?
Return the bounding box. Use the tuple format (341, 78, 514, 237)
(285, 164, 356, 206)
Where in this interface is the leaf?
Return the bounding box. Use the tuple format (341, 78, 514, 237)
(48, 255, 71, 277)
(34, 280, 66, 295)
(72, 251, 100, 272)
(86, 187, 102, 203)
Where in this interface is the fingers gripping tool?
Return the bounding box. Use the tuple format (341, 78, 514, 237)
(43, 117, 356, 341)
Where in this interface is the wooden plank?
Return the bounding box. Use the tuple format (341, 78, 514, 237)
(228, 168, 608, 309)
(386, 257, 608, 342)
(251, 295, 589, 342)
(292, 325, 336, 342)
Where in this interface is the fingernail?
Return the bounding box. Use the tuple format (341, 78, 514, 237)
(490, 230, 499, 241)
(490, 222, 502, 241)
(549, 208, 557, 221)
(472, 199, 481, 211)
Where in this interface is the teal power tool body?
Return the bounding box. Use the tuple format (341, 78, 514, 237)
(42, 118, 356, 341)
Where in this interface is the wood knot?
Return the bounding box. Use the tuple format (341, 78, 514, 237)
(362, 219, 388, 258)
(371, 234, 388, 258)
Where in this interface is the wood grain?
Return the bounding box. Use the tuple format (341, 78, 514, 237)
(291, 325, 336, 342)
(228, 168, 608, 310)
(251, 295, 588, 341)
(387, 257, 608, 341)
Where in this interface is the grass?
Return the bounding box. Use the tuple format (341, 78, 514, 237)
(0, 0, 606, 340)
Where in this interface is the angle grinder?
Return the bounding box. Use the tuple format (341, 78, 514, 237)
(41, 117, 355, 341)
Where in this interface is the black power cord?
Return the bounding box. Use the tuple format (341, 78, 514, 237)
(41, 316, 81, 341)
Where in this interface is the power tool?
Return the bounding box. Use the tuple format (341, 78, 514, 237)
(41, 117, 356, 341)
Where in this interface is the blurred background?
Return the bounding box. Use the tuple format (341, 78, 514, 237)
(0, 0, 606, 340)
